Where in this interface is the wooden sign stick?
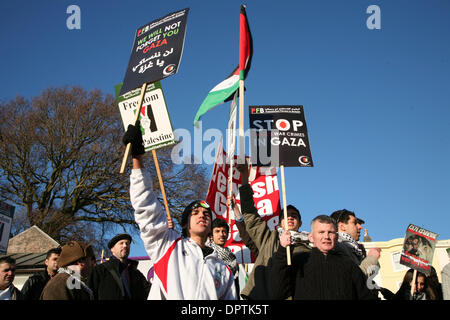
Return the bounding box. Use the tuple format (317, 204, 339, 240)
(152, 149, 172, 221)
(410, 269, 417, 300)
(238, 80, 245, 165)
(120, 82, 148, 174)
(118, 82, 171, 223)
(280, 165, 292, 265)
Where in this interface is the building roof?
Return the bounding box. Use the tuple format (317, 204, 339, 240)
(0, 252, 46, 273)
(7, 225, 59, 254)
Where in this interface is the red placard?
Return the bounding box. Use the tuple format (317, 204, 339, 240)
(206, 143, 280, 263)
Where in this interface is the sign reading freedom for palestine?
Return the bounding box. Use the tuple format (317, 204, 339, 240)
(119, 8, 189, 95)
(249, 105, 314, 167)
(115, 82, 176, 151)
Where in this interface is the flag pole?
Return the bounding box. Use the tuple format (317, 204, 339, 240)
(238, 80, 245, 165)
(120, 82, 148, 174)
(235, 78, 245, 226)
(228, 143, 234, 225)
(227, 161, 234, 224)
(152, 149, 172, 222)
(280, 165, 292, 265)
(228, 94, 237, 225)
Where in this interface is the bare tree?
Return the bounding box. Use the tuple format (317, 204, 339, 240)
(0, 86, 209, 248)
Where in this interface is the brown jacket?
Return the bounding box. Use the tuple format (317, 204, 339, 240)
(41, 271, 93, 300)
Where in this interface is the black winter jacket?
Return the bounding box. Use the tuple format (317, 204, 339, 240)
(87, 256, 150, 300)
(269, 246, 377, 300)
(21, 271, 51, 300)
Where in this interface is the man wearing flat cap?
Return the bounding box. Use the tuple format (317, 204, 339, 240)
(88, 233, 150, 300)
(41, 241, 95, 300)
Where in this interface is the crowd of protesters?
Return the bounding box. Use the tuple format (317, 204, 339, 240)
(1, 122, 449, 300)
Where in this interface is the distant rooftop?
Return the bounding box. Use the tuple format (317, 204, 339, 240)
(7, 225, 59, 254)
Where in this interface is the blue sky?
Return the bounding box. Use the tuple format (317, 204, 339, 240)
(1, 0, 449, 257)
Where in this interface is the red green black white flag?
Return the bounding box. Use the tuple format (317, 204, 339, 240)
(193, 5, 253, 126)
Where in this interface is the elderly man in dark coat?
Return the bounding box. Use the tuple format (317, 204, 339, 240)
(88, 233, 150, 300)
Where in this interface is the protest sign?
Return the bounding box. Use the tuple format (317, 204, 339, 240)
(116, 81, 176, 151)
(0, 201, 15, 255)
(249, 105, 314, 167)
(119, 8, 189, 95)
(206, 141, 280, 263)
(399, 224, 438, 275)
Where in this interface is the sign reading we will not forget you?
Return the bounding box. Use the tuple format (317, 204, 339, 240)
(249, 106, 314, 167)
(119, 8, 189, 95)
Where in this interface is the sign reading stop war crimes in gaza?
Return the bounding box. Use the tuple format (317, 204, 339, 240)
(116, 81, 176, 151)
(119, 8, 189, 95)
(249, 106, 314, 167)
(399, 224, 438, 275)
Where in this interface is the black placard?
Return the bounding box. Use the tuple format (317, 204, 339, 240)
(249, 105, 314, 167)
(119, 8, 189, 95)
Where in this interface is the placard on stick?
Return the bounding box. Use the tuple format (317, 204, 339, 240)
(399, 224, 438, 276)
(115, 82, 176, 151)
(249, 105, 314, 167)
(119, 8, 189, 96)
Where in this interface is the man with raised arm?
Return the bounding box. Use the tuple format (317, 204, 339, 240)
(124, 123, 236, 300)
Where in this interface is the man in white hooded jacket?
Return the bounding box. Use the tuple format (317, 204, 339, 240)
(124, 123, 236, 300)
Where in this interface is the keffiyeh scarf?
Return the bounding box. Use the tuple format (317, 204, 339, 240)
(338, 232, 365, 261)
(206, 239, 238, 278)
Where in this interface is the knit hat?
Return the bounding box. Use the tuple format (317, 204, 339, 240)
(279, 205, 301, 222)
(108, 233, 132, 249)
(58, 241, 94, 267)
(181, 200, 212, 237)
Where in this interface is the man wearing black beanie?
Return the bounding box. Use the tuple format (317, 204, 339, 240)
(88, 233, 150, 300)
(124, 122, 236, 300)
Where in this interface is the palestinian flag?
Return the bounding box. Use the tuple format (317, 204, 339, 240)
(239, 5, 252, 80)
(193, 5, 253, 126)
